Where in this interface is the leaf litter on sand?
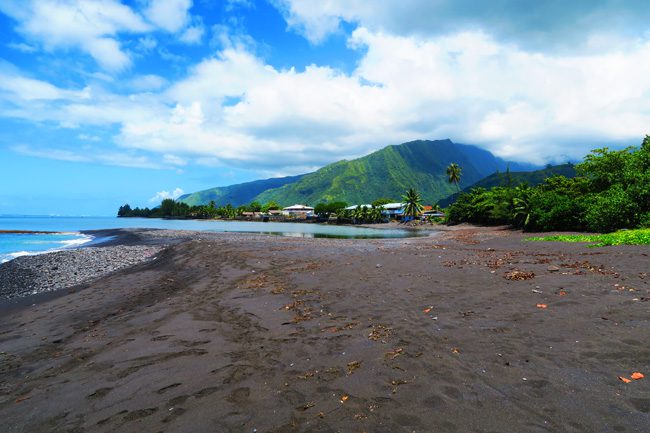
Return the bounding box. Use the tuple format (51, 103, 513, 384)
(297, 401, 315, 411)
(323, 321, 359, 333)
(346, 361, 361, 375)
(368, 324, 392, 342)
(504, 270, 535, 281)
(270, 286, 285, 294)
(619, 372, 645, 383)
(390, 379, 410, 394)
(297, 370, 316, 380)
(385, 348, 403, 360)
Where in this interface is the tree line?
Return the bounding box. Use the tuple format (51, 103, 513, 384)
(118, 200, 281, 219)
(446, 136, 650, 232)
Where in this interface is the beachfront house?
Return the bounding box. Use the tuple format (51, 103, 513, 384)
(422, 210, 445, 219)
(381, 203, 406, 220)
(281, 204, 315, 217)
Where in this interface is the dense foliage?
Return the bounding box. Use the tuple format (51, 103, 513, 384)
(336, 205, 386, 224)
(437, 163, 577, 208)
(118, 199, 280, 219)
(313, 202, 347, 218)
(446, 137, 650, 232)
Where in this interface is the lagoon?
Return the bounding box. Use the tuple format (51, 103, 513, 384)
(0, 216, 424, 262)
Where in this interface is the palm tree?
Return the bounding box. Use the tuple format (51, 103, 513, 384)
(402, 188, 423, 221)
(446, 163, 462, 191)
(512, 185, 533, 228)
(370, 205, 384, 223)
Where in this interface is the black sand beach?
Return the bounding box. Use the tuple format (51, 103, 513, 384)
(0, 227, 648, 432)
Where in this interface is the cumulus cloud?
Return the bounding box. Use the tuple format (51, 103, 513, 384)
(272, 0, 650, 51)
(127, 74, 168, 91)
(143, 0, 192, 33)
(7, 42, 37, 53)
(0, 0, 151, 71)
(2, 8, 650, 171)
(12, 144, 165, 169)
(115, 32, 650, 165)
(149, 187, 185, 203)
(180, 24, 205, 44)
(0, 0, 204, 72)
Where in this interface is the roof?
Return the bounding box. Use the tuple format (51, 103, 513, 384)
(345, 204, 372, 210)
(282, 204, 314, 211)
(382, 202, 405, 210)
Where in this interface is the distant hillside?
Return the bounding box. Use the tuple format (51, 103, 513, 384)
(437, 163, 577, 207)
(253, 139, 536, 206)
(180, 139, 539, 207)
(179, 174, 305, 207)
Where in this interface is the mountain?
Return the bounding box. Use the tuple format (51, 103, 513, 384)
(437, 163, 577, 207)
(180, 139, 539, 207)
(178, 174, 305, 207)
(252, 139, 536, 206)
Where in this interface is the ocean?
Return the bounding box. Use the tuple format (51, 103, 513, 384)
(0, 216, 421, 262)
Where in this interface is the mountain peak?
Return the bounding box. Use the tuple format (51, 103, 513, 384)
(180, 139, 538, 207)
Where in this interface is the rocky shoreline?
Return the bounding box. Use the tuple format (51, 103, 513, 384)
(0, 244, 163, 300)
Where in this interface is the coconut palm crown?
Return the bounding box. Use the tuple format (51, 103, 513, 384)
(402, 188, 423, 219)
(446, 163, 462, 191)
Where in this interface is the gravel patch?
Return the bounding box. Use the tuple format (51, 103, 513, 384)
(0, 245, 163, 300)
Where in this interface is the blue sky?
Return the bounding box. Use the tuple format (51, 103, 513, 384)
(1, 0, 649, 215)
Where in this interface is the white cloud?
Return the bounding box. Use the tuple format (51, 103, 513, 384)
(272, 0, 650, 51)
(0, 0, 150, 71)
(78, 134, 101, 141)
(0, 71, 89, 101)
(149, 187, 185, 203)
(7, 42, 37, 53)
(143, 0, 192, 33)
(136, 35, 158, 53)
(128, 74, 168, 91)
(3, 26, 650, 170)
(12, 144, 164, 169)
(180, 24, 205, 44)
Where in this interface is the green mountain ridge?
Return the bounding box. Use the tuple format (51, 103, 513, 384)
(180, 139, 539, 207)
(178, 174, 305, 207)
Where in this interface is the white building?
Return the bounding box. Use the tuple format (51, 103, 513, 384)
(381, 203, 406, 219)
(281, 204, 315, 217)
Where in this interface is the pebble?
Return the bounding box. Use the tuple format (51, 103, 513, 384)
(0, 245, 163, 300)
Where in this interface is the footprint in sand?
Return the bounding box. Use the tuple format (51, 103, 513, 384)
(87, 387, 113, 399)
(156, 382, 181, 394)
(168, 395, 190, 405)
(162, 407, 186, 423)
(226, 387, 251, 404)
(194, 386, 219, 398)
(122, 407, 158, 421)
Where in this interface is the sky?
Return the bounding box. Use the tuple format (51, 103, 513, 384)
(1, 0, 649, 215)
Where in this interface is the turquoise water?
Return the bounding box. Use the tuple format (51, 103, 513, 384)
(0, 216, 422, 262)
(0, 232, 92, 263)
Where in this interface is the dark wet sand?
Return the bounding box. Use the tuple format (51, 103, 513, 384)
(0, 227, 648, 433)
